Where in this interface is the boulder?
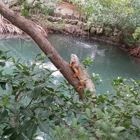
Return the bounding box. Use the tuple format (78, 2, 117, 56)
(104, 27, 112, 37)
(113, 28, 120, 36)
(77, 21, 84, 29)
(69, 20, 78, 25)
(90, 26, 96, 34)
(96, 27, 103, 35)
(47, 16, 56, 22)
(83, 23, 91, 31)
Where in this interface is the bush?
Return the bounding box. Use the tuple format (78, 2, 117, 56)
(22, 9, 29, 18)
(0, 50, 140, 140)
(71, 0, 140, 46)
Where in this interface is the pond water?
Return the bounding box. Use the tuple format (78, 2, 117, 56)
(0, 34, 140, 94)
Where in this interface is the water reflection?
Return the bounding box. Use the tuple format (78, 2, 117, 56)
(0, 34, 140, 94)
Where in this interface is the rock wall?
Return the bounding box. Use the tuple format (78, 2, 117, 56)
(46, 16, 124, 45)
(47, 1, 125, 46)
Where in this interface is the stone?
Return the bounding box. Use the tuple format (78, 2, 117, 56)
(77, 21, 84, 29)
(47, 16, 56, 22)
(90, 26, 96, 34)
(113, 28, 120, 36)
(96, 27, 103, 35)
(70, 20, 78, 25)
(83, 23, 91, 31)
(104, 27, 112, 37)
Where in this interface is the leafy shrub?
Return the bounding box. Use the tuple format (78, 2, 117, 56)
(22, 9, 29, 18)
(0, 50, 140, 140)
(23, 1, 31, 10)
(133, 27, 140, 45)
(71, 0, 140, 46)
(82, 57, 93, 68)
(41, 7, 54, 16)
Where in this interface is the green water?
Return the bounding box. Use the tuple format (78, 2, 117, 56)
(0, 34, 140, 93)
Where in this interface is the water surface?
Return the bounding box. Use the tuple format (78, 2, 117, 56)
(0, 34, 140, 93)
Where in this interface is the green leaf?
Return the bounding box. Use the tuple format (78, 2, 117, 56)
(36, 108, 52, 118)
(1, 56, 7, 60)
(20, 108, 33, 117)
(3, 128, 15, 136)
(55, 97, 64, 105)
(101, 122, 110, 131)
(17, 133, 24, 140)
(21, 120, 32, 134)
(135, 105, 140, 111)
(10, 132, 17, 140)
(9, 108, 19, 116)
(0, 70, 3, 78)
(12, 57, 15, 63)
(72, 118, 77, 128)
(85, 108, 91, 117)
(22, 65, 29, 70)
(78, 127, 85, 134)
(23, 71, 30, 76)
(44, 96, 54, 106)
(55, 126, 61, 134)
(38, 120, 49, 133)
(16, 64, 22, 70)
(114, 126, 125, 133)
(0, 62, 5, 67)
(26, 80, 34, 89)
(132, 115, 140, 129)
(89, 137, 97, 140)
(94, 108, 104, 118)
(109, 133, 119, 140)
(6, 82, 13, 92)
(32, 86, 42, 100)
(0, 50, 2, 55)
(73, 94, 79, 103)
(95, 131, 105, 138)
(3, 98, 9, 106)
(27, 122, 37, 139)
(46, 87, 54, 92)
(0, 82, 6, 90)
(63, 128, 70, 135)
(0, 109, 8, 120)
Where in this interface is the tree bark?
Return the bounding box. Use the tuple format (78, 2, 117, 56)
(0, 1, 85, 99)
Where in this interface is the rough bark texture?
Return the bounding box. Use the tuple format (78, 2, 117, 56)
(0, 1, 85, 99)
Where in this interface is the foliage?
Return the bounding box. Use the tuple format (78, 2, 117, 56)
(82, 57, 93, 68)
(133, 27, 140, 40)
(22, 9, 30, 18)
(6, 0, 140, 48)
(71, 0, 140, 46)
(8, 0, 140, 47)
(41, 7, 54, 16)
(19, 0, 61, 17)
(133, 27, 140, 45)
(0, 50, 140, 140)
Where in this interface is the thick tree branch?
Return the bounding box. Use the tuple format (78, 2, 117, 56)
(0, 1, 85, 99)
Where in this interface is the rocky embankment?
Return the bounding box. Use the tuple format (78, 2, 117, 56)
(45, 16, 140, 58)
(46, 16, 123, 44)
(44, 1, 140, 58)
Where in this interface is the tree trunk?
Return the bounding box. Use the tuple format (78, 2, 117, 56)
(0, 1, 85, 100)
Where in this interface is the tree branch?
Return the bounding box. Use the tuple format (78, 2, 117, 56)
(0, 1, 85, 100)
